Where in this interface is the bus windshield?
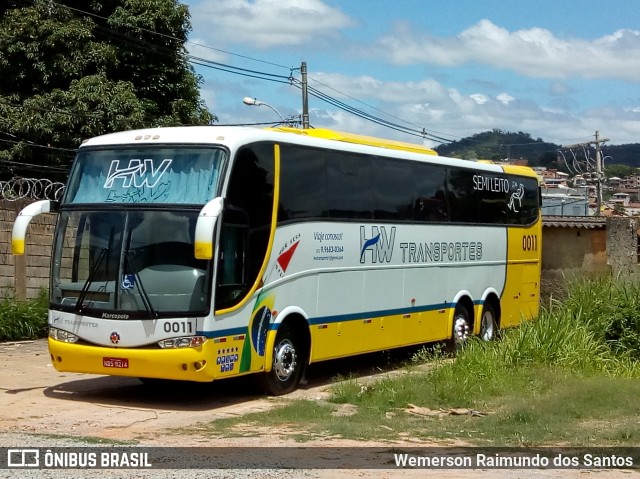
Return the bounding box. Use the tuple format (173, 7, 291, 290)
(64, 146, 226, 205)
(51, 209, 211, 318)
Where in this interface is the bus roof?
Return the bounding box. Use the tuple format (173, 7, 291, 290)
(79, 125, 437, 155)
(268, 127, 438, 156)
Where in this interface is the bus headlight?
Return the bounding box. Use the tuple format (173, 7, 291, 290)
(49, 327, 79, 343)
(157, 336, 206, 349)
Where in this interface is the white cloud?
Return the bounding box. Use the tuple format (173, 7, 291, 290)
(497, 93, 514, 105)
(309, 72, 450, 105)
(190, 0, 353, 49)
(470, 94, 489, 105)
(374, 20, 640, 82)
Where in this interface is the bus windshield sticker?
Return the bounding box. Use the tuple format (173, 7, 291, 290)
(105, 159, 173, 189)
(121, 274, 135, 290)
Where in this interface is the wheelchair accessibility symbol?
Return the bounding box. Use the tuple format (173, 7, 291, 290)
(121, 274, 135, 290)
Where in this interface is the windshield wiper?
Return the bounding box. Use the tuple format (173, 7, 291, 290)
(75, 247, 107, 313)
(125, 252, 158, 319)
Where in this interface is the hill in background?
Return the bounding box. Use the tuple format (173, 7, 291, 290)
(435, 129, 640, 171)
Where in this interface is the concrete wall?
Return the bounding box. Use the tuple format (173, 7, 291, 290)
(0, 200, 56, 299)
(540, 225, 608, 301)
(606, 216, 640, 278)
(542, 227, 608, 274)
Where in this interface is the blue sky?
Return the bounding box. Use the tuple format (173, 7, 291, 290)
(184, 0, 640, 147)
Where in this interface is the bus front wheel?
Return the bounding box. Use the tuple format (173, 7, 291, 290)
(260, 324, 304, 395)
(448, 303, 471, 351)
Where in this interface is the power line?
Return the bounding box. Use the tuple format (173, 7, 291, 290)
(24, 1, 457, 143)
(296, 81, 452, 144)
(305, 75, 457, 142)
(0, 98, 105, 121)
(0, 134, 77, 155)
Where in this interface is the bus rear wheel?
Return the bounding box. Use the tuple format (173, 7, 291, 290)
(479, 303, 498, 342)
(260, 324, 305, 396)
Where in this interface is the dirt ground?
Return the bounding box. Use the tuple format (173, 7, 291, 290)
(0, 339, 636, 478)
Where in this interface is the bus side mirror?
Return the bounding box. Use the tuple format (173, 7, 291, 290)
(194, 197, 224, 260)
(12, 200, 58, 255)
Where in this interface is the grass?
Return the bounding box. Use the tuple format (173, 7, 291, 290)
(195, 276, 640, 446)
(0, 289, 48, 341)
(5, 278, 640, 446)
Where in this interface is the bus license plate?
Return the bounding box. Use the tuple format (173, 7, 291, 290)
(103, 357, 129, 369)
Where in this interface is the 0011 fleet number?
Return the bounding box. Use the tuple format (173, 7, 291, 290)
(163, 321, 194, 334)
(522, 234, 538, 251)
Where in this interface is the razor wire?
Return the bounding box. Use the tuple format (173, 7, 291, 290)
(0, 177, 65, 201)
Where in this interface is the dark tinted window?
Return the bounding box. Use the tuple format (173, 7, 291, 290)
(279, 145, 327, 221)
(447, 168, 478, 223)
(224, 143, 275, 304)
(374, 158, 415, 220)
(277, 143, 539, 226)
(327, 152, 373, 219)
(476, 173, 509, 224)
(506, 176, 539, 225)
(413, 163, 447, 222)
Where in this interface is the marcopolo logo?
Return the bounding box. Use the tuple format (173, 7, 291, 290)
(359, 226, 396, 264)
(104, 158, 172, 189)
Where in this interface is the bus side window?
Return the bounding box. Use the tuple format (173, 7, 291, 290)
(216, 144, 275, 309)
(215, 209, 249, 309)
(447, 168, 479, 223)
(413, 163, 447, 222)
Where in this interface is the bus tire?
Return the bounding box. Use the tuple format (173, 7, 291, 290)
(260, 324, 304, 395)
(447, 303, 471, 351)
(479, 302, 498, 342)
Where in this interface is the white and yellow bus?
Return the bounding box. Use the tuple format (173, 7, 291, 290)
(13, 126, 541, 394)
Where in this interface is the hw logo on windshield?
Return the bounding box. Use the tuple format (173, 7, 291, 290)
(360, 226, 396, 264)
(104, 159, 172, 189)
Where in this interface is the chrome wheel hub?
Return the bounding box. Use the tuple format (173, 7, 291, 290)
(453, 316, 471, 343)
(273, 339, 297, 382)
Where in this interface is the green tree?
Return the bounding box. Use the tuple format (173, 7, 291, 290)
(604, 163, 638, 180)
(0, 0, 214, 180)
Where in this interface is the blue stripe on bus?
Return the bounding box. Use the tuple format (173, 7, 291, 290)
(308, 302, 452, 326)
(197, 326, 247, 339)
(199, 299, 486, 339)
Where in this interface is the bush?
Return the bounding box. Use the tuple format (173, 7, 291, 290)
(603, 287, 640, 360)
(562, 278, 640, 361)
(0, 290, 48, 341)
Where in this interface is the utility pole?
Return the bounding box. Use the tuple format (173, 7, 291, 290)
(564, 130, 609, 216)
(593, 130, 609, 215)
(301, 61, 309, 129)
